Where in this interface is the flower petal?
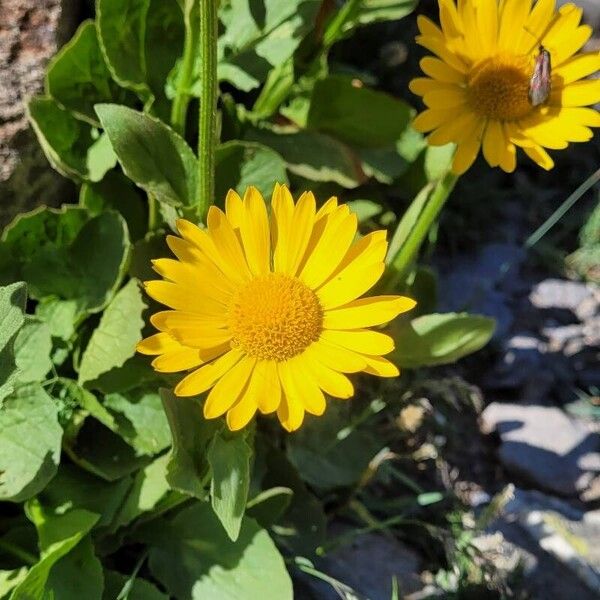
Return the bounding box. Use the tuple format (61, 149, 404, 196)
(323, 296, 416, 329)
(320, 329, 395, 356)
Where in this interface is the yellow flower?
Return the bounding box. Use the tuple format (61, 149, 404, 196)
(410, 0, 600, 174)
(137, 185, 416, 432)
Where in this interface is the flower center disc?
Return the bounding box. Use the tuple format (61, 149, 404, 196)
(467, 57, 533, 121)
(229, 273, 323, 361)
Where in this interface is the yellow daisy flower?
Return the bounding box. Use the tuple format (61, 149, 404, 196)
(410, 0, 600, 174)
(137, 184, 416, 432)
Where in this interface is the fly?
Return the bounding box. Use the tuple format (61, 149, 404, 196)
(528, 45, 552, 107)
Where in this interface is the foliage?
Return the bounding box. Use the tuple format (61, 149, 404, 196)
(0, 0, 506, 598)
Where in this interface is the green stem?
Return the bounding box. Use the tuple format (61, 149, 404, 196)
(170, 5, 198, 136)
(385, 171, 459, 292)
(0, 539, 37, 566)
(147, 194, 158, 231)
(525, 166, 600, 249)
(197, 0, 219, 221)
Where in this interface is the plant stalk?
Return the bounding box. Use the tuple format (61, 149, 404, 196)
(385, 171, 459, 291)
(197, 0, 219, 221)
(170, 4, 198, 135)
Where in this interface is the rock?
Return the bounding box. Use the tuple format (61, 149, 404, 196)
(438, 243, 525, 339)
(481, 403, 600, 497)
(300, 522, 422, 600)
(489, 488, 600, 597)
(0, 0, 79, 226)
(529, 279, 597, 322)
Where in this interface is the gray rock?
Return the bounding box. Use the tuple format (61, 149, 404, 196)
(529, 279, 596, 320)
(0, 0, 79, 226)
(301, 522, 422, 600)
(481, 403, 600, 497)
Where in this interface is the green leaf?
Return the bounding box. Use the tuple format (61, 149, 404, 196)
(0, 568, 28, 599)
(46, 20, 129, 125)
(103, 570, 168, 600)
(144, 0, 185, 119)
(28, 97, 116, 182)
(11, 503, 99, 600)
(286, 402, 381, 490)
(35, 298, 78, 343)
(347, 199, 383, 223)
(324, 0, 418, 45)
(145, 502, 293, 599)
(95, 103, 197, 207)
(215, 141, 288, 203)
(14, 318, 52, 384)
(251, 58, 295, 119)
(96, 0, 152, 99)
(108, 454, 170, 532)
(1, 208, 130, 317)
(217, 0, 321, 91)
(424, 143, 455, 181)
(390, 312, 496, 368)
(63, 418, 150, 481)
(246, 127, 365, 188)
(160, 389, 219, 499)
(103, 387, 171, 456)
(307, 75, 413, 147)
(78, 279, 146, 386)
(38, 463, 131, 530)
(0, 384, 62, 502)
(80, 171, 147, 242)
(208, 430, 253, 541)
(0, 282, 27, 404)
(44, 537, 104, 600)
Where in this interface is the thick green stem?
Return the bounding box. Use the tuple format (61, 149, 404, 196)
(385, 171, 459, 292)
(197, 0, 219, 221)
(170, 6, 197, 136)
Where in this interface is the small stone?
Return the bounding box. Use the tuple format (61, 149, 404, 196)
(481, 403, 600, 497)
(529, 279, 595, 320)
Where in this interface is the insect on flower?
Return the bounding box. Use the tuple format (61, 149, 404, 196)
(528, 45, 552, 107)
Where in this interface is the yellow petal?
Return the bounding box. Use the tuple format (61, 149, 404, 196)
(151, 310, 228, 332)
(498, 0, 531, 53)
(271, 183, 295, 272)
(410, 78, 459, 97)
(286, 191, 317, 276)
(137, 332, 180, 355)
(207, 207, 253, 283)
(482, 119, 504, 167)
(279, 358, 325, 417)
(315, 196, 339, 219)
(144, 280, 224, 315)
(523, 144, 554, 170)
(320, 329, 395, 356)
(226, 392, 257, 431)
(523, 0, 556, 51)
(305, 356, 354, 399)
(317, 232, 387, 309)
(427, 110, 478, 146)
(323, 295, 416, 329)
(452, 119, 485, 174)
(240, 186, 271, 275)
(416, 36, 469, 73)
(151, 348, 204, 373)
(363, 355, 400, 378)
(225, 189, 243, 228)
(553, 79, 600, 107)
(420, 56, 464, 83)
(276, 392, 305, 433)
(174, 348, 243, 397)
(554, 53, 600, 85)
(306, 340, 367, 373)
(423, 87, 468, 109)
(300, 208, 358, 288)
(247, 359, 281, 415)
(413, 107, 458, 132)
(417, 15, 444, 40)
(203, 355, 256, 419)
(476, 0, 498, 55)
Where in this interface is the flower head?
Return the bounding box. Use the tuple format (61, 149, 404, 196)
(410, 0, 600, 174)
(137, 185, 415, 432)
